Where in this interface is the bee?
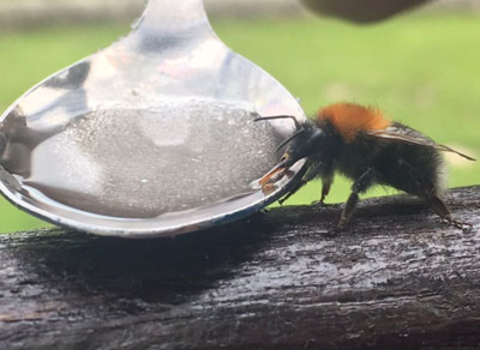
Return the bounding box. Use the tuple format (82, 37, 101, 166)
(255, 102, 476, 231)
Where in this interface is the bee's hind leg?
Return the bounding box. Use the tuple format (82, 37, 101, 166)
(426, 194, 472, 232)
(398, 159, 473, 232)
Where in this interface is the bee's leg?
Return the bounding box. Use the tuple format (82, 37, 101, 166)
(336, 193, 359, 230)
(278, 160, 314, 205)
(398, 159, 473, 232)
(337, 168, 375, 229)
(426, 194, 471, 230)
(278, 179, 307, 205)
(310, 175, 333, 206)
(419, 189, 472, 231)
(319, 173, 334, 205)
(309, 162, 334, 206)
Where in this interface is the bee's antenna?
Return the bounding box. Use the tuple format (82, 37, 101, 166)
(276, 129, 305, 151)
(253, 115, 301, 131)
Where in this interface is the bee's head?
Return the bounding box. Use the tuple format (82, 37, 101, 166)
(278, 124, 323, 168)
(254, 115, 324, 184)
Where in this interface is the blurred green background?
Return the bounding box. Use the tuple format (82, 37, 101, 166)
(0, 6, 479, 232)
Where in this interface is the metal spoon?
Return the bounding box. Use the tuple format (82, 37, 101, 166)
(0, 0, 306, 238)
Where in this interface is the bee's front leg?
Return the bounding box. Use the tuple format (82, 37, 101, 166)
(318, 172, 334, 206)
(310, 162, 334, 206)
(278, 178, 307, 205)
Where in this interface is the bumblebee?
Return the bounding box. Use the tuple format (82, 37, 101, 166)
(256, 102, 476, 231)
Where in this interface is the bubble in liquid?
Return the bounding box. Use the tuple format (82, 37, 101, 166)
(21, 99, 279, 218)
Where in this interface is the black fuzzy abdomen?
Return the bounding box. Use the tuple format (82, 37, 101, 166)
(373, 143, 444, 196)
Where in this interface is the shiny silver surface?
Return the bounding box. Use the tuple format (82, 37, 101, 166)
(0, 0, 306, 238)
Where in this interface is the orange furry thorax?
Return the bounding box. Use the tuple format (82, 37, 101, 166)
(317, 102, 391, 142)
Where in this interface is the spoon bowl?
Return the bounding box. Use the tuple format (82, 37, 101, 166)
(0, 0, 306, 237)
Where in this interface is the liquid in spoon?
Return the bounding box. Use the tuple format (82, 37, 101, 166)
(6, 99, 279, 218)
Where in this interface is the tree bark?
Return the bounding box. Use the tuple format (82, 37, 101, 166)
(1, 186, 480, 350)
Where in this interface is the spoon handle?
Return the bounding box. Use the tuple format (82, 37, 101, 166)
(134, 0, 215, 38)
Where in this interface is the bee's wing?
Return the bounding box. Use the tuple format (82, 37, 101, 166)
(366, 124, 476, 161)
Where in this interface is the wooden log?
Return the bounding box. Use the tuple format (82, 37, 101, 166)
(1, 186, 480, 350)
